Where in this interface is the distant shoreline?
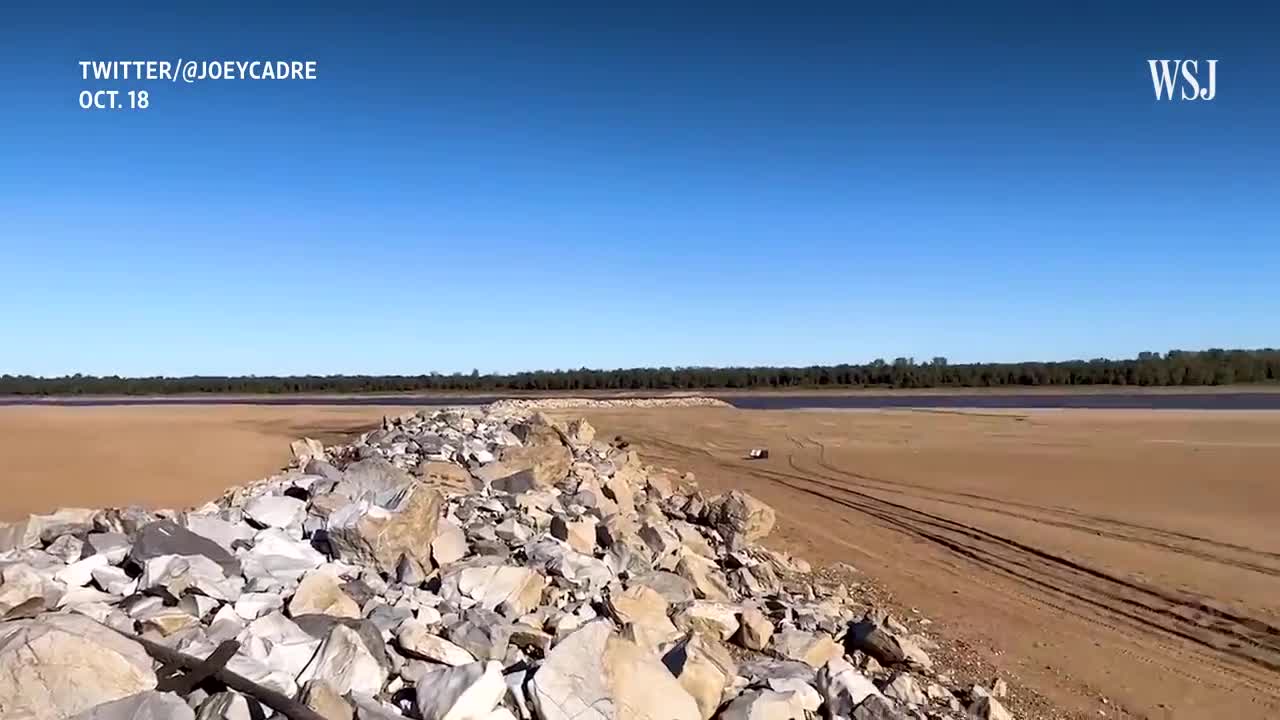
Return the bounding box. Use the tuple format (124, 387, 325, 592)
(2, 383, 1279, 403)
(5, 387, 1280, 411)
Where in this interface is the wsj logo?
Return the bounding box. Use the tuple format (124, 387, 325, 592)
(1147, 59, 1218, 101)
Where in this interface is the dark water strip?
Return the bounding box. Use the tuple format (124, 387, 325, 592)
(3, 393, 1280, 410)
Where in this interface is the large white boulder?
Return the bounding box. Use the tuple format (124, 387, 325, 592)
(0, 614, 157, 720)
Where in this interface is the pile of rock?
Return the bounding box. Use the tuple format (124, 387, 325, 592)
(0, 407, 1013, 720)
(488, 396, 730, 413)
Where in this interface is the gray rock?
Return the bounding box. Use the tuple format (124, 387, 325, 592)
(130, 521, 240, 577)
(883, 671, 927, 706)
(305, 459, 345, 484)
(138, 553, 244, 602)
(446, 610, 513, 661)
(45, 534, 85, 564)
(630, 571, 696, 605)
(816, 657, 883, 718)
(847, 619, 932, 670)
(240, 528, 326, 585)
(851, 695, 907, 720)
(717, 690, 807, 720)
(181, 516, 254, 554)
(72, 691, 194, 720)
(85, 532, 133, 564)
(293, 616, 390, 671)
(765, 678, 821, 713)
(302, 623, 386, 696)
(341, 457, 415, 507)
(397, 620, 476, 665)
(243, 495, 307, 529)
(238, 611, 322, 680)
(414, 661, 506, 720)
(55, 554, 109, 587)
(91, 565, 138, 596)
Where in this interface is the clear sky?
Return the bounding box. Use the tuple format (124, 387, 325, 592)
(1, 2, 1276, 376)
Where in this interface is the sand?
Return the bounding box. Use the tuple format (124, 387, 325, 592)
(0, 405, 400, 518)
(2, 403, 1278, 718)
(563, 407, 1280, 720)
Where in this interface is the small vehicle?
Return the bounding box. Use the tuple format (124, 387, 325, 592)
(747, 448, 769, 460)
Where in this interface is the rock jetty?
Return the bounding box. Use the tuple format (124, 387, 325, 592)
(0, 405, 1014, 720)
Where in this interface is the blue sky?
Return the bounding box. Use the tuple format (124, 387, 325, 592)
(1, 2, 1276, 376)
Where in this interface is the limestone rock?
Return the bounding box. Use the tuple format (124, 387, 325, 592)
(481, 435, 571, 492)
(291, 437, 326, 464)
(675, 551, 733, 602)
(0, 613, 157, 720)
(530, 620, 700, 720)
(663, 633, 738, 719)
(772, 628, 842, 668)
(439, 565, 545, 617)
(674, 601, 740, 642)
(605, 585, 677, 641)
(417, 460, 480, 495)
(326, 485, 443, 576)
(1, 563, 64, 620)
(735, 606, 774, 651)
(432, 520, 469, 567)
(560, 418, 596, 447)
(302, 679, 355, 720)
(550, 516, 597, 555)
(290, 569, 360, 618)
(707, 491, 776, 544)
(398, 621, 476, 665)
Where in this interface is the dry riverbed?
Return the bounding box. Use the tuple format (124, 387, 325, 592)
(562, 407, 1280, 720)
(2, 403, 1278, 718)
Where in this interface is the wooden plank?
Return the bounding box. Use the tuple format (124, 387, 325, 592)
(158, 639, 240, 693)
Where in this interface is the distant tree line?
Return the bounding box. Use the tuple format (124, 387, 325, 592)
(2, 349, 1277, 396)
